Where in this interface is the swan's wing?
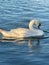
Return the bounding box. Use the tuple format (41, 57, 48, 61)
(10, 28, 44, 38)
(10, 28, 33, 37)
(10, 28, 30, 33)
(31, 29, 44, 37)
(23, 29, 44, 37)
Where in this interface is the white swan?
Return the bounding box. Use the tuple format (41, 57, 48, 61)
(0, 20, 44, 38)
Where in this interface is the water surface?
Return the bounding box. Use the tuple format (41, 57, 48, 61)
(0, 0, 49, 65)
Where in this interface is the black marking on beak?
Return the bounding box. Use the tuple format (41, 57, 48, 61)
(38, 23, 41, 29)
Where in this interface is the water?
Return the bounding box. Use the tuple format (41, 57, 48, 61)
(0, 0, 49, 65)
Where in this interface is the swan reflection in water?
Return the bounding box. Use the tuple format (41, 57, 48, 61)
(0, 37, 40, 49)
(14, 38, 40, 52)
(28, 39, 40, 47)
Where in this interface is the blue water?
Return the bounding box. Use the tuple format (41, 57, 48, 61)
(0, 0, 49, 65)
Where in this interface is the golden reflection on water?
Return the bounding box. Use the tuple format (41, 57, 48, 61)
(0, 37, 40, 47)
(14, 38, 40, 53)
(0, 37, 41, 53)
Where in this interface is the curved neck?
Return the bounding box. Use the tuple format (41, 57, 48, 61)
(29, 21, 35, 31)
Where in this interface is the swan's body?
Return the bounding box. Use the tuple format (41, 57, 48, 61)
(0, 20, 44, 38)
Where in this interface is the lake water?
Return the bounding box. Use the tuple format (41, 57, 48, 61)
(0, 0, 49, 65)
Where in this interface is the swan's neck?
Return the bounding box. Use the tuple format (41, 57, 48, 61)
(29, 21, 34, 31)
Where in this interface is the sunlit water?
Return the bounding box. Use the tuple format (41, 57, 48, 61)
(0, 0, 49, 65)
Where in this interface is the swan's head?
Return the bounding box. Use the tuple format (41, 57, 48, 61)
(34, 20, 41, 29)
(29, 20, 41, 30)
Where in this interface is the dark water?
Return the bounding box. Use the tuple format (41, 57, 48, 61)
(0, 0, 49, 65)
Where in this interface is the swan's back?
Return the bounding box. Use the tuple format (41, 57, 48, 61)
(10, 28, 31, 38)
(10, 28, 30, 34)
(10, 28, 44, 38)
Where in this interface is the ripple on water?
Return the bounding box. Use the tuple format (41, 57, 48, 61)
(0, 0, 49, 65)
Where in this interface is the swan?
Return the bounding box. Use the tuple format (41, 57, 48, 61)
(0, 20, 44, 38)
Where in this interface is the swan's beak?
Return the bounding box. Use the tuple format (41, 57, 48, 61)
(38, 23, 41, 29)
